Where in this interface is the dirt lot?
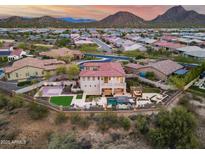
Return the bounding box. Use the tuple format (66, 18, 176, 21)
(179, 92, 205, 148)
(0, 106, 150, 149)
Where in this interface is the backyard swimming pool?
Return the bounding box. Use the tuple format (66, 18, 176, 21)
(107, 96, 132, 105)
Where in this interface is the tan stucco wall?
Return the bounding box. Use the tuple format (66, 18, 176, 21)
(6, 66, 44, 81)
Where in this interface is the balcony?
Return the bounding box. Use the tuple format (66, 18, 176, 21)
(100, 82, 126, 88)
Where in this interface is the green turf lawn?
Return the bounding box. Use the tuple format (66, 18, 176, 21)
(50, 96, 73, 107)
(76, 94, 83, 99)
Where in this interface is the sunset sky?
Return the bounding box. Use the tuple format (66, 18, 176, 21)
(0, 5, 204, 20)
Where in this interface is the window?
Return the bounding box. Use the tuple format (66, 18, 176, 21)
(7, 74, 10, 78)
(90, 85, 91, 87)
(104, 77, 108, 83)
(85, 85, 87, 87)
(26, 72, 29, 77)
(120, 77, 123, 83)
(82, 77, 85, 81)
(98, 77, 100, 80)
(35, 72, 38, 76)
(88, 77, 90, 81)
(92, 77, 95, 81)
(16, 73, 18, 78)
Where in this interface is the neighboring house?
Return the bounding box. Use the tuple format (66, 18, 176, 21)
(137, 37, 157, 45)
(74, 38, 95, 46)
(161, 35, 178, 42)
(39, 48, 83, 60)
(125, 60, 183, 81)
(79, 62, 126, 96)
(0, 47, 26, 62)
(153, 41, 185, 51)
(4, 57, 66, 81)
(0, 48, 11, 59)
(107, 38, 146, 51)
(8, 49, 27, 62)
(122, 43, 147, 52)
(176, 46, 205, 59)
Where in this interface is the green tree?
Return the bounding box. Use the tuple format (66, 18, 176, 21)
(58, 56, 73, 64)
(67, 64, 80, 80)
(56, 66, 67, 75)
(169, 76, 186, 89)
(148, 107, 199, 148)
(44, 71, 52, 80)
(17, 42, 27, 50)
(56, 38, 71, 47)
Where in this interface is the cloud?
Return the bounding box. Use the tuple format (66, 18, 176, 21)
(0, 5, 204, 20)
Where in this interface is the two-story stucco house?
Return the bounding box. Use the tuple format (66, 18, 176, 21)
(79, 62, 126, 96)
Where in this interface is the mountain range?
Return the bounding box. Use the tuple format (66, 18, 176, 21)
(59, 17, 96, 23)
(0, 6, 205, 28)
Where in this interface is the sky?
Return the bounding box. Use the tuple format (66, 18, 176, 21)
(0, 5, 205, 20)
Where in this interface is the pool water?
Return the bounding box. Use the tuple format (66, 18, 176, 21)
(107, 96, 130, 105)
(107, 98, 117, 105)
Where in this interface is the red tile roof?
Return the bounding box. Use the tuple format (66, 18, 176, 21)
(80, 62, 125, 77)
(161, 35, 178, 41)
(154, 41, 185, 49)
(4, 57, 65, 73)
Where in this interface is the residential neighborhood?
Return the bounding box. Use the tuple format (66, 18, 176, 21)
(1, 26, 204, 111)
(0, 4, 205, 150)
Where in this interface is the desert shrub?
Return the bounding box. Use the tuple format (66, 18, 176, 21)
(135, 115, 149, 135)
(28, 103, 49, 120)
(96, 112, 119, 132)
(79, 138, 92, 149)
(55, 113, 68, 124)
(48, 132, 80, 149)
(0, 129, 19, 140)
(178, 97, 196, 114)
(70, 113, 89, 129)
(0, 119, 9, 128)
(148, 107, 199, 148)
(70, 113, 82, 125)
(128, 115, 138, 121)
(110, 132, 121, 142)
(6, 96, 24, 111)
(78, 117, 90, 129)
(119, 116, 131, 131)
(0, 94, 9, 109)
(0, 94, 24, 111)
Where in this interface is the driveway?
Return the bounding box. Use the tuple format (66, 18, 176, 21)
(0, 80, 20, 92)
